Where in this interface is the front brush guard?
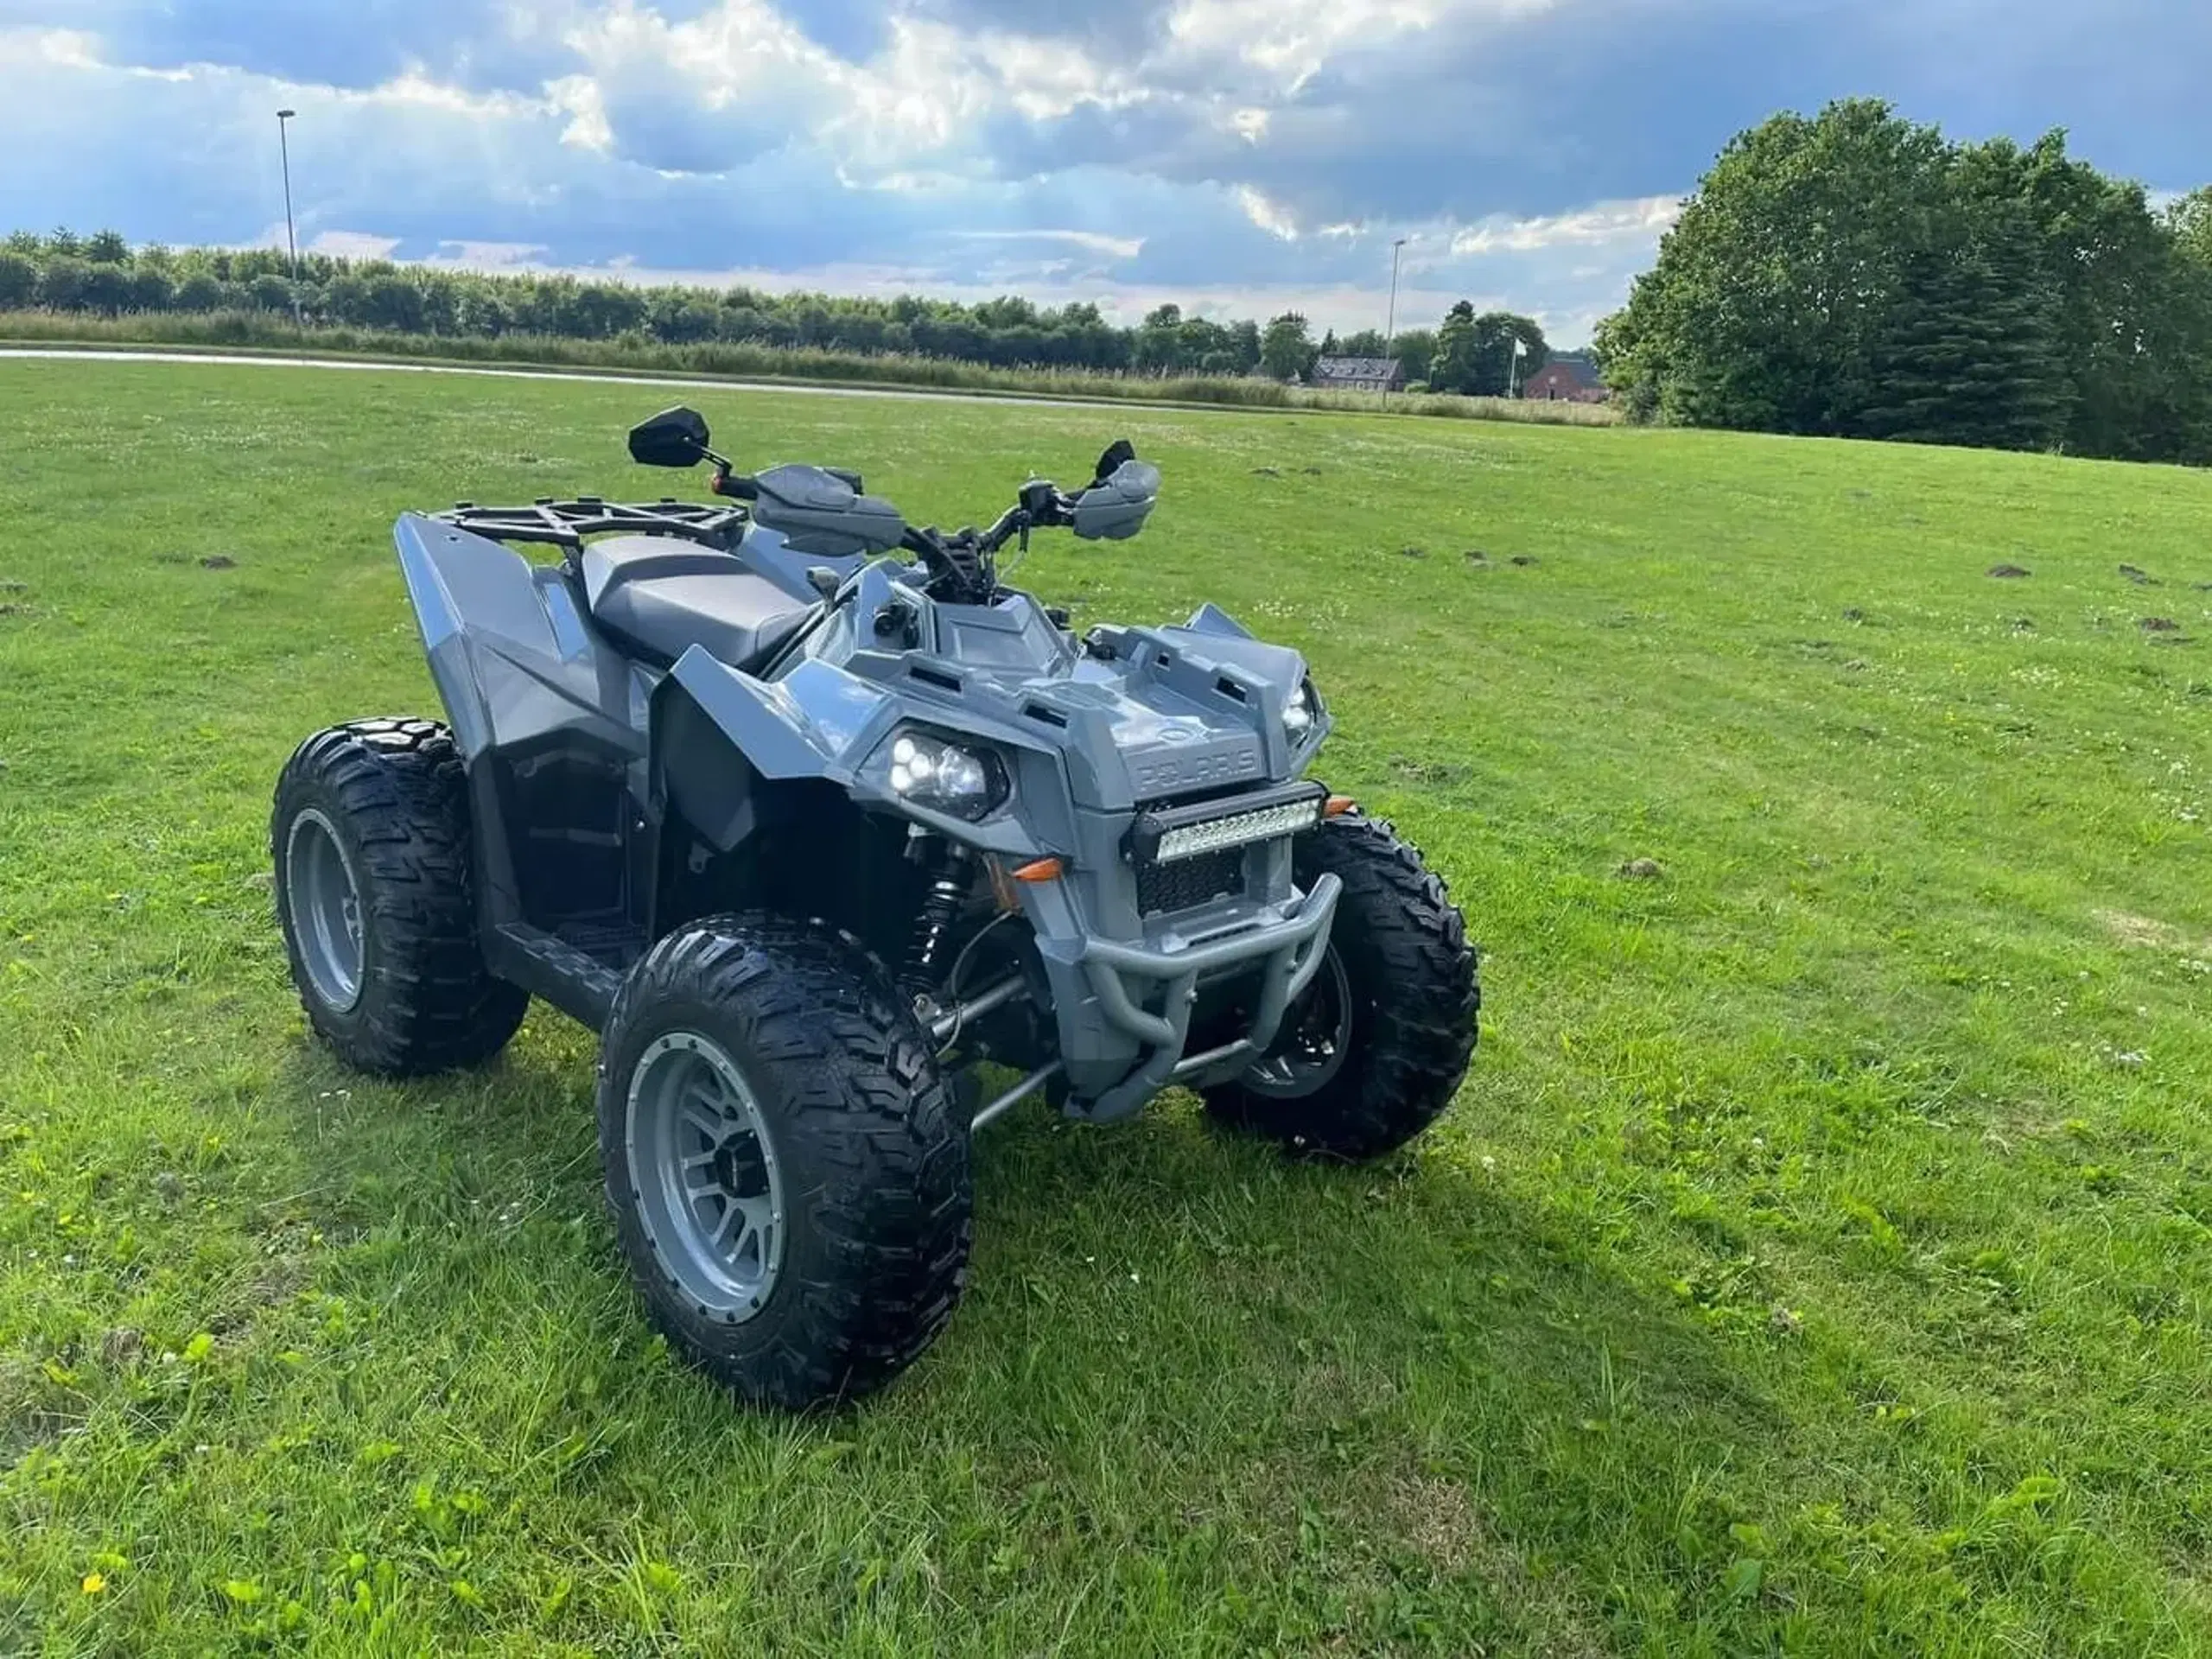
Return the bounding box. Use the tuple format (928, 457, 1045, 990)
(1072, 874, 1341, 1122)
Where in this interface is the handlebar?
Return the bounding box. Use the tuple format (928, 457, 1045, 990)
(700, 445, 1134, 605)
(708, 465, 759, 502)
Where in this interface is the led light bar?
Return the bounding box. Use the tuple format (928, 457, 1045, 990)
(1131, 783, 1328, 866)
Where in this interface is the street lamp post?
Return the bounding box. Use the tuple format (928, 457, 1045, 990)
(1383, 236, 1408, 400)
(276, 108, 302, 327)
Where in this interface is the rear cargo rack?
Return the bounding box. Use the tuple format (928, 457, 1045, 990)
(433, 498, 749, 553)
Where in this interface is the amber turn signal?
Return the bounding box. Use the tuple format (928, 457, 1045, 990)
(1323, 795, 1357, 819)
(1012, 856, 1065, 883)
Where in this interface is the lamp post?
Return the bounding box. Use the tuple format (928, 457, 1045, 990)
(276, 108, 302, 326)
(1383, 236, 1408, 399)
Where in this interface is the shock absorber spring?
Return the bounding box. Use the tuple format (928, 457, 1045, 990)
(906, 855, 967, 991)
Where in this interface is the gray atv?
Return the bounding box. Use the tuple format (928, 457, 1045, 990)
(271, 406, 1479, 1408)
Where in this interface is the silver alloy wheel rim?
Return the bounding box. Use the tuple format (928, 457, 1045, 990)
(1243, 945, 1354, 1098)
(626, 1031, 787, 1323)
(284, 808, 365, 1014)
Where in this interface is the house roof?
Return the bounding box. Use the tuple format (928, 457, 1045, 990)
(1313, 356, 1402, 381)
(1532, 352, 1605, 390)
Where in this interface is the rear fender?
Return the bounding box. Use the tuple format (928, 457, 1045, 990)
(394, 513, 640, 927)
(394, 513, 633, 760)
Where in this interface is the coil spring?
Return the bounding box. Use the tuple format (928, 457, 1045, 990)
(906, 868, 966, 989)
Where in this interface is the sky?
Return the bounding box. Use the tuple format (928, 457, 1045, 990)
(0, 1, 2205, 346)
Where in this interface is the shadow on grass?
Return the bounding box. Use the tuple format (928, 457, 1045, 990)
(258, 1027, 1804, 1646)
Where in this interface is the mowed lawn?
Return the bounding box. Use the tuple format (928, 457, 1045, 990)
(3, 359, 2211, 1657)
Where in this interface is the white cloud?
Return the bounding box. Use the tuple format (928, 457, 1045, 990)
(1236, 185, 1300, 240)
(10, 22, 188, 77)
(306, 230, 404, 259)
(545, 73, 611, 149)
(952, 228, 1146, 258)
(1447, 195, 1683, 257)
(1166, 0, 1437, 91)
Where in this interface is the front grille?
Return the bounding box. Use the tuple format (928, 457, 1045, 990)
(1137, 846, 1246, 915)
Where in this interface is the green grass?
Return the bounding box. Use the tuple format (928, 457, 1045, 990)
(0, 309, 1620, 428)
(3, 359, 2210, 1656)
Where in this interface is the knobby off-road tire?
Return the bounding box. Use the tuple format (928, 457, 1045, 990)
(1205, 814, 1479, 1160)
(597, 915, 973, 1409)
(271, 717, 529, 1075)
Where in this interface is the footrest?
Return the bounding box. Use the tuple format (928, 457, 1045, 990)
(489, 923, 631, 1030)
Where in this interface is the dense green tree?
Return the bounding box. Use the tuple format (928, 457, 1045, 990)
(1428, 302, 1482, 393)
(0, 251, 35, 308)
(1950, 133, 2186, 461)
(1597, 100, 2212, 463)
(1455, 311, 1548, 396)
(86, 229, 130, 264)
(1337, 328, 1388, 357)
(972, 294, 1037, 330)
(246, 274, 295, 313)
(648, 291, 719, 345)
(1179, 314, 1229, 368)
(363, 275, 425, 333)
(175, 271, 226, 312)
(2175, 188, 2212, 270)
(1602, 101, 1955, 432)
(1259, 311, 1316, 381)
(124, 268, 174, 313)
(1860, 241, 2065, 449)
(36, 256, 91, 310)
(1227, 319, 1262, 374)
(1390, 327, 1436, 385)
(1134, 303, 1185, 372)
(0, 224, 1599, 403)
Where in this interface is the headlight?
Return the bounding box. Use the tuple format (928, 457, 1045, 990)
(1282, 679, 1322, 744)
(886, 730, 1009, 822)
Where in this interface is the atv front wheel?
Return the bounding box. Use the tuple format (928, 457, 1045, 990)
(1204, 815, 1478, 1160)
(598, 915, 973, 1408)
(271, 718, 528, 1075)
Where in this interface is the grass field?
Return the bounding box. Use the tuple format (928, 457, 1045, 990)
(3, 359, 2211, 1656)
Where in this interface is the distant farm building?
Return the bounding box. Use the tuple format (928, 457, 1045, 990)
(1312, 356, 1405, 393)
(1521, 352, 1608, 404)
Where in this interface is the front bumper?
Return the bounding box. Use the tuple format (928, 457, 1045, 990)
(1050, 872, 1340, 1122)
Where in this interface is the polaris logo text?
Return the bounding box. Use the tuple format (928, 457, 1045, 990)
(1133, 749, 1261, 794)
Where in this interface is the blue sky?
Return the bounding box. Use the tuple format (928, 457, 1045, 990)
(0, 0, 2204, 345)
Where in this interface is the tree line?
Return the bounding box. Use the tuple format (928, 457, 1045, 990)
(0, 228, 1548, 393)
(1596, 101, 2212, 463)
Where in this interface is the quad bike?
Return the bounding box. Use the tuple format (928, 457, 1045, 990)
(271, 407, 1479, 1408)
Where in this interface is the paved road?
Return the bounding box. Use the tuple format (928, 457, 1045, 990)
(0, 345, 1241, 416)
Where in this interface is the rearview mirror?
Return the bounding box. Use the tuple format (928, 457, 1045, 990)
(629, 406, 712, 468)
(1071, 459, 1160, 542)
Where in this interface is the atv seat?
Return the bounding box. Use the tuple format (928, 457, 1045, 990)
(579, 537, 817, 673)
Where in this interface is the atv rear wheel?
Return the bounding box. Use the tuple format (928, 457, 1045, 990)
(1204, 815, 1478, 1160)
(271, 718, 528, 1075)
(597, 915, 973, 1409)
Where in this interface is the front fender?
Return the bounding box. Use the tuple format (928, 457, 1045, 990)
(653, 647, 1064, 859)
(662, 648, 874, 785)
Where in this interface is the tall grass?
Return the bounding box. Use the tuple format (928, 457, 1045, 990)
(0, 308, 1621, 428)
